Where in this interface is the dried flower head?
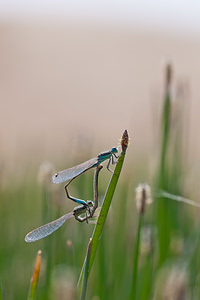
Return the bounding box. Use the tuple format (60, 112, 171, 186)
(162, 268, 187, 300)
(121, 129, 129, 152)
(66, 240, 72, 248)
(153, 266, 188, 300)
(162, 58, 173, 93)
(52, 267, 76, 300)
(135, 183, 152, 214)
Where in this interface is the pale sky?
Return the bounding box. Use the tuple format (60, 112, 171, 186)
(1, 0, 200, 36)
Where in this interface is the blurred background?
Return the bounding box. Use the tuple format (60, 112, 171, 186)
(1, 1, 200, 299)
(0, 0, 200, 169)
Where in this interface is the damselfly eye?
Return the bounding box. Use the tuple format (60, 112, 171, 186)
(111, 147, 118, 153)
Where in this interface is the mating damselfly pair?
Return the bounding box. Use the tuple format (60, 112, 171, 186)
(25, 147, 119, 242)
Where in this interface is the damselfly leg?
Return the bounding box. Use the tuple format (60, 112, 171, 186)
(69, 164, 103, 222)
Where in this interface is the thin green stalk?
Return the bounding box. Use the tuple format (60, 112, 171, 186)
(80, 238, 92, 300)
(159, 92, 170, 178)
(188, 234, 200, 299)
(129, 214, 143, 300)
(98, 231, 106, 300)
(78, 130, 129, 294)
(137, 254, 154, 300)
(0, 282, 2, 300)
(129, 183, 150, 300)
(158, 62, 172, 186)
(41, 180, 53, 300)
(155, 63, 172, 266)
(27, 250, 42, 300)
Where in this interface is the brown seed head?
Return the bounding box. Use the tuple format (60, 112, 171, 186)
(31, 250, 42, 285)
(66, 240, 72, 248)
(163, 59, 173, 92)
(135, 183, 152, 215)
(121, 129, 129, 152)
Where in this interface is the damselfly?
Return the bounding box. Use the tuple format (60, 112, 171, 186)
(25, 165, 103, 242)
(52, 147, 118, 207)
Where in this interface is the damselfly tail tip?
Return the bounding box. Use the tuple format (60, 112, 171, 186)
(25, 234, 33, 243)
(121, 129, 129, 152)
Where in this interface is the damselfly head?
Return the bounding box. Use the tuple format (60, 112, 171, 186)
(111, 147, 118, 154)
(87, 200, 94, 208)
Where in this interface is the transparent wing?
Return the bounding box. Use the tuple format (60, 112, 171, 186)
(25, 211, 74, 242)
(52, 157, 98, 184)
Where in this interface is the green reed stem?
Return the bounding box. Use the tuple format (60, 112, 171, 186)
(0, 282, 2, 300)
(129, 214, 143, 300)
(80, 238, 92, 300)
(78, 130, 129, 295)
(156, 63, 172, 266)
(42, 186, 53, 300)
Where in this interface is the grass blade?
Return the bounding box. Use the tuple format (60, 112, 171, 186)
(80, 238, 92, 300)
(27, 250, 42, 300)
(0, 282, 2, 300)
(129, 215, 143, 300)
(129, 183, 152, 300)
(155, 62, 172, 266)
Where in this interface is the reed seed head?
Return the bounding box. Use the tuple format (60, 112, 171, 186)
(162, 268, 187, 300)
(135, 183, 152, 214)
(121, 129, 129, 152)
(163, 58, 173, 93)
(66, 240, 72, 248)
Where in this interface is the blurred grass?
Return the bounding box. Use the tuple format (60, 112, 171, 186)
(0, 65, 200, 300)
(80, 238, 92, 300)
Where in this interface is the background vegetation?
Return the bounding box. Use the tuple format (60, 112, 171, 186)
(1, 63, 200, 300)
